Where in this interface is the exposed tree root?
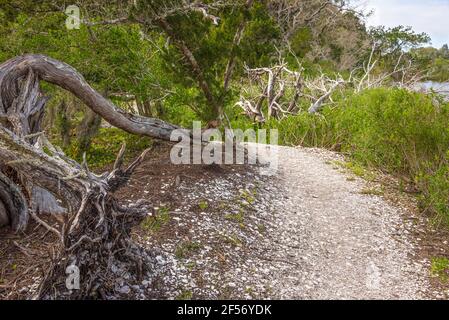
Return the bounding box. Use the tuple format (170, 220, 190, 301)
(0, 54, 180, 298)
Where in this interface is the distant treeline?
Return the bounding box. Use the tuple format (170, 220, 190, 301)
(411, 45, 449, 82)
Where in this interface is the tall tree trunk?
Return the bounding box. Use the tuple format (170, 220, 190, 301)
(157, 19, 222, 120)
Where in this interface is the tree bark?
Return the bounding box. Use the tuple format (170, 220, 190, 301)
(0, 54, 184, 230)
(0, 54, 169, 297)
(0, 126, 150, 298)
(0, 54, 181, 141)
(0, 171, 28, 231)
(0, 200, 8, 227)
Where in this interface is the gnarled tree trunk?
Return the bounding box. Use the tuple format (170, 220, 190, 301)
(0, 54, 183, 298)
(0, 54, 182, 230)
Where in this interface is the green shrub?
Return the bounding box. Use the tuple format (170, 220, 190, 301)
(331, 89, 449, 175)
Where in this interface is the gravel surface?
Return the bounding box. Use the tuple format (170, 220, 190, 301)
(256, 145, 430, 299)
(130, 144, 440, 300)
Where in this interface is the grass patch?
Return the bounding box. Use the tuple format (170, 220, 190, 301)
(239, 190, 255, 204)
(360, 187, 384, 196)
(225, 209, 245, 224)
(334, 160, 376, 181)
(141, 206, 170, 234)
(175, 241, 202, 259)
(198, 200, 209, 210)
(430, 257, 449, 281)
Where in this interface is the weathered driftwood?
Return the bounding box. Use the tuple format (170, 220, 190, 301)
(237, 64, 303, 122)
(0, 171, 28, 231)
(0, 200, 8, 227)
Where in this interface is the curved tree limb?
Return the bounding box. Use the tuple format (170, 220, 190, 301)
(0, 54, 181, 141)
(0, 54, 180, 298)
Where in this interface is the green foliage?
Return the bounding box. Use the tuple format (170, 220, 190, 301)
(158, 1, 280, 121)
(418, 155, 449, 225)
(198, 200, 209, 210)
(367, 26, 430, 79)
(61, 127, 152, 170)
(225, 210, 245, 224)
(430, 257, 449, 281)
(289, 27, 313, 59)
(369, 25, 430, 55)
(411, 45, 449, 82)
(141, 206, 171, 235)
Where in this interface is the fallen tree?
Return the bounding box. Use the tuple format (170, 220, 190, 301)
(0, 54, 183, 228)
(0, 54, 183, 298)
(236, 63, 303, 122)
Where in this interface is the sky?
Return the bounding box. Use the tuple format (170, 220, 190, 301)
(364, 0, 449, 48)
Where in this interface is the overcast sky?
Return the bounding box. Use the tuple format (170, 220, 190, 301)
(364, 0, 449, 48)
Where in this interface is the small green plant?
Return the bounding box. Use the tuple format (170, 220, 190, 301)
(185, 261, 196, 271)
(240, 190, 255, 204)
(141, 206, 170, 234)
(245, 287, 254, 295)
(225, 210, 245, 224)
(334, 160, 374, 180)
(175, 241, 202, 259)
(430, 257, 449, 281)
(198, 200, 208, 210)
(360, 187, 384, 196)
(176, 290, 193, 300)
